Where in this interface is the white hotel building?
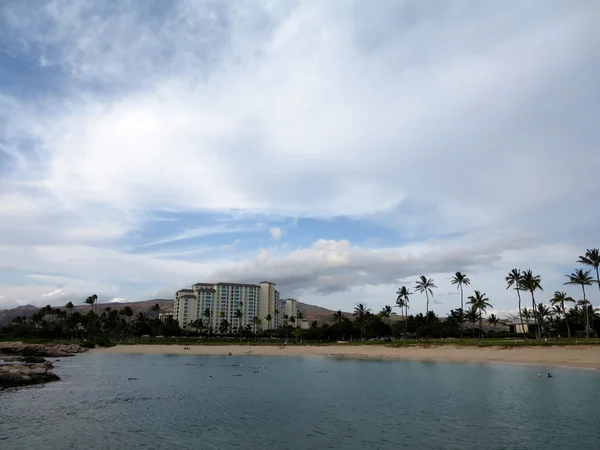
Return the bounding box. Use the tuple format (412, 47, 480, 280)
(174, 281, 300, 332)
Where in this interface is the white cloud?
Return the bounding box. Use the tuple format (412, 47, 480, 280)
(269, 227, 283, 241)
(0, 1, 598, 315)
(141, 226, 257, 247)
(43, 288, 64, 297)
(38, 55, 50, 67)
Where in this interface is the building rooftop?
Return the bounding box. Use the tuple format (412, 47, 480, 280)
(215, 282, 260, 288)
(259, 281, 275, 285)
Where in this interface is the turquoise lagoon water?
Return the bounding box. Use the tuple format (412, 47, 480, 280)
(1, 353, 599, 449)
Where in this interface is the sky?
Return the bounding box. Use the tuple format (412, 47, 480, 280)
(1, 0, 599, 317)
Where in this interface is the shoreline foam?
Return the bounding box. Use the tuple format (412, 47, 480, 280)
(90, 344, 600, 370)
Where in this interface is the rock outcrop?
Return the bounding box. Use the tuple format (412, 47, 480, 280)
(0, 342, 86, 357)
(0, 363, 60, 389)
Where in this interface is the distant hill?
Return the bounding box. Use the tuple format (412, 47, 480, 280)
(296, 301, 346, 323)
(0, 299, 173, 326)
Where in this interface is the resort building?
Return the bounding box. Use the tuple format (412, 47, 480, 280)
(174, 281, 281, 332)
(284, 299, 298, 323)
(158, 312, 173, 323)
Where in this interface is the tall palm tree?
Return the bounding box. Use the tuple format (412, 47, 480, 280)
(85, 294, 98, 314)
(296, 311, 304, 328)
(396, 286, 412, 337)
(464, 305, 479, 338)
(380, 305, 392, 328)
(252, 316, 261, 335)
(487, 314, 499, 329)
(283, 314, 289, 341)
(234, 301, 244, 342)
(451, 272, 471, 338)
(534, 304, 552, 335)
(415, 276, 437, 323)
(274, 308, 279, 328)
(519, 270, 543, 339)
(65, 301, 74, 316)
(191, 318, 204, 337)
(332, 310, 346, 324)
(467, 291, 492, 340)
(505, 269, 527, 340)
(151, 303, 161, 318)
(578, 248, 600, 296)
(219, 319, 229, 334)
(353, 304, 370, 341)
(264, 313, 273, 329)
(203, 308, 211, 336)
(550, 291, 575, 338)
(564, 269, 594, 341)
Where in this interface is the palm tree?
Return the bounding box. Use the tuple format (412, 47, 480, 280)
(234, 302, 244, 342)
(451, 272, 471, 338)
(464, 306, 479, 338)
(505, 269, 527, 340)
(283, 314, 289, 341)
(487, 314, 499, 329)
(123, 306, 134, 323)
(85, 294, 98, 314)
(274, 308, 279, 328)
(65, 301, 74, 316)
(519, 270, 543, 339)
(415, 276, 437, 323)
(191, 318, 204, 337)
(203, 308, 211, 336)
(578, 248, 600, 296)
(353, 304, 370, 341)
(564, 269, 594, 341)
(380, 305, 392, 328)
(396, 286, 412, 337)
(219, 319, 229, 334)
(332, 310, 346, 324)
(534, 304, 553, 333)
(296, 311, 304, 328)
(264, 313, 273, 329)
(219, 311, 226, 334)
(467, 291, 492, 340)
(151, 303, 161, 319)
(550, 291, 575, 338)
(252, 316, 261, 335)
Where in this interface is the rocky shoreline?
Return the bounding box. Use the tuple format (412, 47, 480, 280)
(0, 342, 87, 358)
(0, 342, 87, 390)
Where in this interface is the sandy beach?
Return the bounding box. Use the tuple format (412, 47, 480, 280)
(91, 344, 600, 369)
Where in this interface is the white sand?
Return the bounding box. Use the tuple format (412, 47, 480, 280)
(91, 344, 600, 369)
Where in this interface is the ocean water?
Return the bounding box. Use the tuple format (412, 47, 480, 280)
(1, 353, 599, 449)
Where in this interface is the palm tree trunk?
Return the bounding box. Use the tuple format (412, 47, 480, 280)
(516, 289, 526, 340)
(530, 292, 540, 339)
(562, 304, 571, 339)
(582, 285, 589, 342)
(404, 306, 408, 339)
(459, 285, 464, 339)
(425, 292, 430, 324)
(479, 314, 483, 341)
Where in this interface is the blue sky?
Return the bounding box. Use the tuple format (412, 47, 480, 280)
(1, 0, 599, 316)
